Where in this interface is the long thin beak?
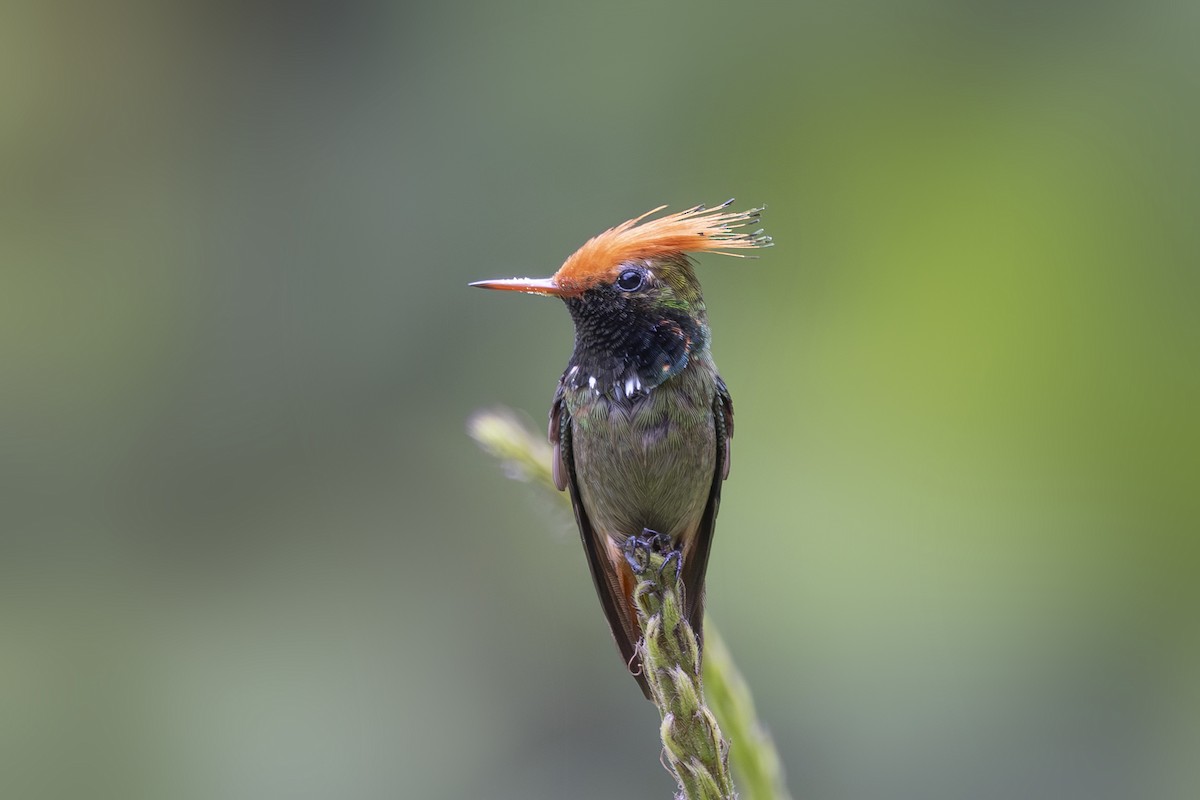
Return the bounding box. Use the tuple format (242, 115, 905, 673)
(468, 277, 566, 296)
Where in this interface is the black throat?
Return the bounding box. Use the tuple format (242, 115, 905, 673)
(561, 286, 706, 400)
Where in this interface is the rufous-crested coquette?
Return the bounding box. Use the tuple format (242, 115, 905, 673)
(472, 201, 771, 697)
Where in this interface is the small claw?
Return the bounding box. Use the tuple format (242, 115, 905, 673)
(658, 549, 683, 584)
(623, 534, 652, 574)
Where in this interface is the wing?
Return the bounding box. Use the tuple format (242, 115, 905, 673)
(679, 374, 734, 651)
(550, 381, 651, 699)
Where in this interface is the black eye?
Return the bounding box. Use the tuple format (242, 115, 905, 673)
(616, 269, 643, 292)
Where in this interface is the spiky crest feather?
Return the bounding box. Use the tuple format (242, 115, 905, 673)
(551, 201, 772, 294)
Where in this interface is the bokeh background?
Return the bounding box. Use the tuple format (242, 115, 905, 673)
(3, 1, 1198, 798)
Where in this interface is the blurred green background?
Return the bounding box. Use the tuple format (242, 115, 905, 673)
(3, 1, 1197, 798)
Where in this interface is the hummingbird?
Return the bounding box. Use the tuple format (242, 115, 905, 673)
(471, 201, 771, 697)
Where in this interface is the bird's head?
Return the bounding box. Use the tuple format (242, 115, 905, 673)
(472, 201, 771, 397)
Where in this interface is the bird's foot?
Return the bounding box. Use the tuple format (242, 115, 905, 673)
(658, 548, 683, 583)
(622, 531, 655, 574)
(623, 529, 681, 581)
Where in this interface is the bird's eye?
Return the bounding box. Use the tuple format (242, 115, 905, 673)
(616, 269, 644, 292)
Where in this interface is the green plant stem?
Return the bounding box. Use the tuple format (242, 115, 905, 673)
(470, 408, 793, 800)
(627, 540, 736, 799)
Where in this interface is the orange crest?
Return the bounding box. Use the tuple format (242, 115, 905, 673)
(552, 201, 772, 294)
